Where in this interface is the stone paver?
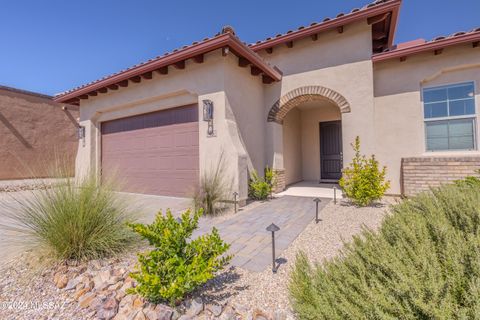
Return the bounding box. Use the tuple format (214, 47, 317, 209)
(194, 196, 329, 272)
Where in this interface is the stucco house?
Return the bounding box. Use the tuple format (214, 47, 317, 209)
(54, 0, 480, 200)
(0, 85, 78, 180)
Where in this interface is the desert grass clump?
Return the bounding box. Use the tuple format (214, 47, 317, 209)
(289, 177, 480, 319)
(1, 174, 137, 261)
(193, 153, 232, 215)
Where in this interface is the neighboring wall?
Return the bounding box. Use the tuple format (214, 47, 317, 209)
(374, 44, 480, 194)
(0, 86, 78, 179)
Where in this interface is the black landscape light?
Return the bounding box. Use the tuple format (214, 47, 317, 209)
(313, 198, 321, 223)
(233, 192, 238, 213)
(333, 186, 337, 204)
(266, 223, 280, 273)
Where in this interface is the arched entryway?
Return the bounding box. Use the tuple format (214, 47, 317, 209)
(267, 86, 351, 191)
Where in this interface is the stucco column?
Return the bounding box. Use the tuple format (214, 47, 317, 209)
(265, 121, 285, 191)
(198, 92, 249, 204)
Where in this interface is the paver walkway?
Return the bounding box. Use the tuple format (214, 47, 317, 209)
(195, 196, 329, 272)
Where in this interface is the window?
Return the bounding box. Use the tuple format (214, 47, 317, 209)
(423, 82, 476, 151)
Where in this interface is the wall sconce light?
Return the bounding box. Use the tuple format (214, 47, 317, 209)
(203, 99, 214, 121)
(202, 99, 215, 136)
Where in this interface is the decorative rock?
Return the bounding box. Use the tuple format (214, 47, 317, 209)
(132, 297, 144, 308)
(97, 295, 119, 320)
(132, 310, 147, 320)
(220, 306, 236, 320)
(65, 276, 82, 290)
(152, 304, 175, 320)
(252, 309, 269, 320)
(74, 287, 90, 300)
(79, 292, 96, 308)
(186, 298, 203, 316)
(232, 302, 248, 315)
(206, 304, 223, 317)
(94, 269, 113, 289)
(177, 316, 193, 320)
(54, 273, 69, 289)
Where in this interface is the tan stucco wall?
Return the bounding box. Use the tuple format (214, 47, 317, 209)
(0, 89, 78, 179)
(262, 20, 376, 184)
(374, 44, 480, 194)
(283, 108, 302, 185)
(76, 49, 264, 201)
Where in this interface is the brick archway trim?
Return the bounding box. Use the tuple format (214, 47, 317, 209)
(267, 86, 351, 123)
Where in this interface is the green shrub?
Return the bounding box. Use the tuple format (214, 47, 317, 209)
(193, 153, 232, 215)
(249, 166, 276, 200)
(289, 179, 480, 319)
(339, 136, 390, 206)
(1, 174, 137, 261)
(128, 209, 231, 305)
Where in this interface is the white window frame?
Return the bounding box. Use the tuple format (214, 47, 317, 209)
(422, 81, 477, 152)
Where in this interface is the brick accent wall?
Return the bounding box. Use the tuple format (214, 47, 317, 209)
(402, 156, 480, 196)
(267, 86, 351, 124)
(273, 169, 286, 193)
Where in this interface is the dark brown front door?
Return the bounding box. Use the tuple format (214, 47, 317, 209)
(319, 120, 342, 181)
(101, 104, 199, 197)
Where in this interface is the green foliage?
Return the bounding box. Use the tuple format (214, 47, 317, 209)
(128, 209, 231, 305)
(455, 169, 480, 188)
(2, 174, 137, 261)
(249, 166, 277, 200)
(289, 179, 480, 319)
(339, 136, 390, 206)
(193, 153, 232, 215)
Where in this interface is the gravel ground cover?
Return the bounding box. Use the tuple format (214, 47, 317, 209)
(0, 198, 393, 319)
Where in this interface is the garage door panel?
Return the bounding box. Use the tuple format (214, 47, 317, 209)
(101, 105, 199, 197)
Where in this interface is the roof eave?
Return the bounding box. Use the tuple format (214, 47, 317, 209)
(372, 32, 480, 62)
(250, 0, 402, 52)
(54, 33, 281, 103)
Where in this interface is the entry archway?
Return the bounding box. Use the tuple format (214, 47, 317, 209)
(267, 86, 351, 124)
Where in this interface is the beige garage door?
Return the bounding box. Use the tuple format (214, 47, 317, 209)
(101, 104, 199, 197)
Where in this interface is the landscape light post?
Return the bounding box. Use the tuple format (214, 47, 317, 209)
(313, 198, 321, 223)
(266, 223, 280, 273)
(233, 192, 238, 213)
(333, 186, 337, 204)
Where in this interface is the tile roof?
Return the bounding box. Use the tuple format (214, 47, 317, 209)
(249, 0, 400, 50)
(54, 31, 281, 101)
(373, 27, 480, 61)
(54, 0, 401, 102)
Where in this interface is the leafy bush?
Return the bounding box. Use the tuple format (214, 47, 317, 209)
(193, 153, 232, 215)
(249, 166, 276, 200)
(1, 174, 137, 261)
(289, 179, 480, 319)
(128, 209, 231, 305)
(339, 136, 390, 206)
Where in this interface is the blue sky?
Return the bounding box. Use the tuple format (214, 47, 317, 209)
(0, 0, 478, 96)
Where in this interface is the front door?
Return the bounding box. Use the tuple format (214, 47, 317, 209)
(319, 120, 342, 181)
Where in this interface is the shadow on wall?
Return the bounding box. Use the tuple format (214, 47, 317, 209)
(0, 111, 32, 148)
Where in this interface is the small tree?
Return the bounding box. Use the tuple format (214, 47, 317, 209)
(339, 136, 389, 206)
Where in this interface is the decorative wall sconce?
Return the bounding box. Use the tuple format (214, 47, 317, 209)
(202, 99, 215, 137)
